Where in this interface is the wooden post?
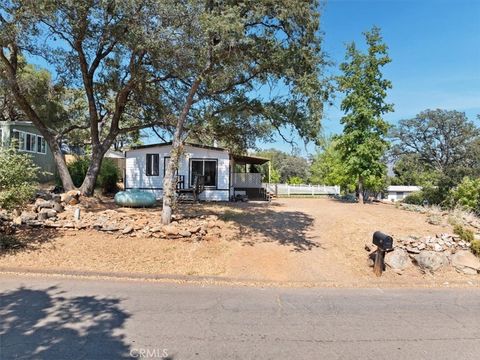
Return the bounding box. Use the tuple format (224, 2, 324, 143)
(373, 248, 385, 277)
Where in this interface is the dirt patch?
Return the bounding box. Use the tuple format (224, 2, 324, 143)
(1, 198, 478, 287)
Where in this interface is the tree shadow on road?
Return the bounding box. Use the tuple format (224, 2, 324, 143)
(0, 286, 132, 359)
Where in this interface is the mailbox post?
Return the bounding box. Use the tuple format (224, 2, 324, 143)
(372, 231, 393, 277)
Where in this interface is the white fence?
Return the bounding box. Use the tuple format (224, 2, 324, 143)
(264, 183, 340, 196)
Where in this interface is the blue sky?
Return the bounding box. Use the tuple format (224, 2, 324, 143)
(261, 0, 480, 155)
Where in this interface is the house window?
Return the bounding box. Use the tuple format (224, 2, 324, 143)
(146, 154, 159, 176)
(191, 159, 217, 187)
(396, 191, 404, 199)
(37, 136, 46, 154)
(12, 130, 46, 154)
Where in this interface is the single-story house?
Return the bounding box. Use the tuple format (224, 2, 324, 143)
(0, 121, 56, 181)
(383, 185, 422, 202)
(124, 142, 269, 201)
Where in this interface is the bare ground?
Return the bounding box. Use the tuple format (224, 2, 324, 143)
(1, 198, 478, 287)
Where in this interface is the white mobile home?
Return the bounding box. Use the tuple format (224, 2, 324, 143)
(384, 185, 422, 202)
(124, 142, 269, 201)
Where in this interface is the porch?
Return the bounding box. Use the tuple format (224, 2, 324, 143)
(231, 154, 270, 200)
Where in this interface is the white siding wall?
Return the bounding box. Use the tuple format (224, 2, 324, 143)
(125, 144, 230, 201)
(387, 191, 413, 202)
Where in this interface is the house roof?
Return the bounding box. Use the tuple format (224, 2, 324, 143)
(387, 185, 422, 192)
(128, 142, 269, 164)
(129, 141, 228, 152)
(232, 154, 269, 165)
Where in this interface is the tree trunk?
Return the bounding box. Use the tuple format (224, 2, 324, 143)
(79, 146, 107, 196)
(161, 141, 182, 225)
(161, 73, 205, 224)
(50, 142, 76, 191)
(358, 177, 364, 204)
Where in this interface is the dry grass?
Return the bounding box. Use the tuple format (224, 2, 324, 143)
(0, 198, 478, 286)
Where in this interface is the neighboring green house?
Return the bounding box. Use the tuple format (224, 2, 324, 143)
(0, 121, 56, 181)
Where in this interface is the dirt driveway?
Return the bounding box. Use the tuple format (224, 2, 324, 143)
(1, 198, 478, 287)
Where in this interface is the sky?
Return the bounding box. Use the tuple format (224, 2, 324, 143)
(260, 0, 480, 155)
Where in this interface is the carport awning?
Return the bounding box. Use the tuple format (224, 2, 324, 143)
(232, 154, 269, 165)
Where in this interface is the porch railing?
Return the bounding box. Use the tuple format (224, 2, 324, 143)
(232, 173, 262, 188)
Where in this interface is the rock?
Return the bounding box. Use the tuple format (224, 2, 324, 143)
(37, 212, 49, 221)
(189, 226, 202, 234)
(35, 199, 54, 211)
(414, 251, 449, 273)
(207, 220, 219, 229)
(150, 226, 163, 233)
(179, 230, 192, 237)
(385, 248, 411, 271)
(163, 225, 179, 236)
(52, 194, 62, 203)
(417, 243, 426, 250)
(53, 203, 64, 213)
(406, 246, 420, 254)
(75, 223, 87, 230)
(122, 226, 134, 234)
(433, 243, 443, 252)
(68, 198, 80, 206)
(20, 211, 37, 223)
(39, 208, 57, 219)
(62, 222, 75, 228)
(101, 223, 120, 232)
(451, 250, 480, 273)
(461, 267, 478, 275)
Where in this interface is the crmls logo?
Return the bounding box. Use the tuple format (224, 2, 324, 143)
(129, 348, 169, 358)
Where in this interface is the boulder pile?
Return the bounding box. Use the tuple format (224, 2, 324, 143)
(376, 233, 480, 275)
(1, 190, 223, 241)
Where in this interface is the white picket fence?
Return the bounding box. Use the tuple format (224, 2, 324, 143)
(264, 183, 340, 197)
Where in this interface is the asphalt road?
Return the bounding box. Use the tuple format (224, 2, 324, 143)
(0, 275, 479, 360)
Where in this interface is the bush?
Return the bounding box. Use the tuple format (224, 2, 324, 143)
(97, 158, 119, 194)
(287, 176, 304, 185)
(402, 191, 424, 205)
(453, 224, 474, 243)
(66, 156, 119, 194)
(471, 240, 480, 256)
(0, 147, 40, 211)
(67, 156, 90, 187)
(446, 177, 480, 214)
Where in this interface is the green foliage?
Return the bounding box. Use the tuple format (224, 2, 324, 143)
(309, 139, 355, 192)
(391, 110, 480, 205)
(446, 177, 480, 213)
(453, 224, 474, 243)
(67, 157, 119, 194)
(470, 240, 480, 256)
(390, 154, 439, 187)
(402, 191, 425, 205)
(97, 159, 120, 194)
(0, 147, 40, 211)
(335, 27, 393, 201)
(67, 157, 91, 188)
(254, 149, 309, 184)
(287, 176, 304, 185)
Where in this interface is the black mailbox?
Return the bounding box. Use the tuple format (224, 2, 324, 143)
(372, 231, 393, 251)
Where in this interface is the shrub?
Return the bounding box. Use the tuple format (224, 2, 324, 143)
(453, 224, 474, 243)
(67, 156, 90, 187)
(470, 240, 480, 256)
(66, 156, 119, 194)
(446, 177, 480, 214)
(402, 191, 424, 205)
(287, 176, 304, 185)
(97, 158, 119, 194)
(0, 147, 40, 211)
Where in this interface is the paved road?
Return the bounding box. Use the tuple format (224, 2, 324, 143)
(0, 275, 479, 360)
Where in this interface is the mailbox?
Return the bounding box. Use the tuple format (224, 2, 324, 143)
(372, 231, 393, 251)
